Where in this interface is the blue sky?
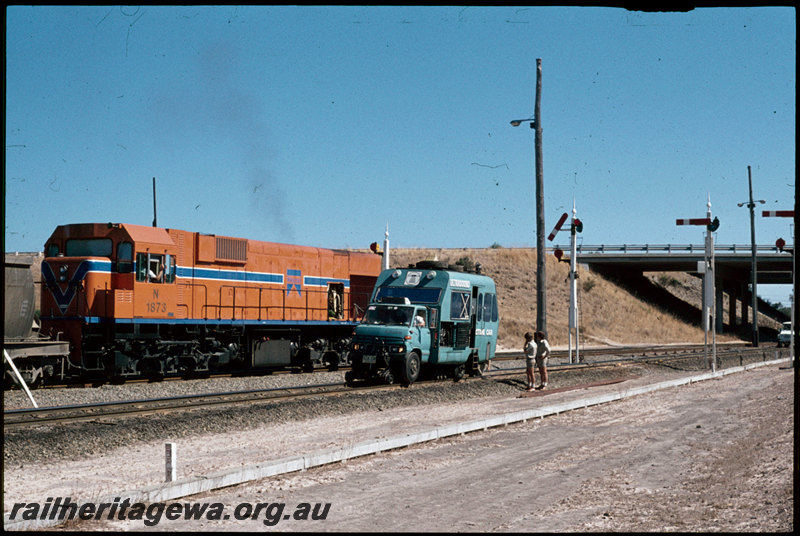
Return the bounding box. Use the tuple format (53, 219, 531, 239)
(4, 6, 795, 303)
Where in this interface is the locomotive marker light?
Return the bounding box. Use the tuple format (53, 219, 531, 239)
(676, 195, 717, 371)
(762, 208, 795, 363)
(737, 166, 765, 347)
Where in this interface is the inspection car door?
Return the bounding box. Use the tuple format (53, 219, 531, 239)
(412, 306, 432, 362)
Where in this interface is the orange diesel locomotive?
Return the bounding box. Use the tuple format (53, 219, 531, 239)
(39, 223, 381, 382)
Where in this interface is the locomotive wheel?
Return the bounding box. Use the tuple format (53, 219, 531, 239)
(399, 352, 421, 385)
(324, 352, 340, 372)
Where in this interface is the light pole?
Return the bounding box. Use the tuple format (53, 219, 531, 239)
(510, 58, 546, 334)
(737, 166, 766, 347)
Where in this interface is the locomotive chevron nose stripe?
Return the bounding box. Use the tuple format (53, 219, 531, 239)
(41, 260, 113, 314)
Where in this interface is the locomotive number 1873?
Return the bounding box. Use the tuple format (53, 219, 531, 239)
(147, 289, 166, 313)
(146, 301, 167, 313)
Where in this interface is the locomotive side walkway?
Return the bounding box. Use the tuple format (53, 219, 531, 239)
(4, 356, 792, 531)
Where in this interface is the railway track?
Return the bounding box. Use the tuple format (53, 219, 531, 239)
(4, 345, 789, 430)
(2, 380, 399, 430)
(5, 341, 758, 391)
(494, 341, 753, 362)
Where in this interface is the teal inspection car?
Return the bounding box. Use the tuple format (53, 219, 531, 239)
(346, 262, 499, 385)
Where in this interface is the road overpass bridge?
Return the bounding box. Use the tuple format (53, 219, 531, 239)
(551, 243, 794, 335)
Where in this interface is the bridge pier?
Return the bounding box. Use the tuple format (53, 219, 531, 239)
(741, 282, 750, 328)
(727, 281, 737, 331)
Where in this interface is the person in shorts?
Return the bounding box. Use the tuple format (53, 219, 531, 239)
(534, 331, 551, 389)
(523, 332, 536, 391)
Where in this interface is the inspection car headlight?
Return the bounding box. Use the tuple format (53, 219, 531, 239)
(427, 271, 436, 279)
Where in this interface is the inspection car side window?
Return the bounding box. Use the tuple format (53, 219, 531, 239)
(450, 291, 470, 320)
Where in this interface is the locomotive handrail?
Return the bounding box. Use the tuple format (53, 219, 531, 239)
(177, 281, 209, 320)
(215, 284, 346, 323)
(197, 285, 373, 324)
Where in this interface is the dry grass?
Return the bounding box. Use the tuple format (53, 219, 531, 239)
(388, 248, 759, 350)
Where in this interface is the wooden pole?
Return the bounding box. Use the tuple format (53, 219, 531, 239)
(535, 59, 546, 334)
(152, 177, 158, 228)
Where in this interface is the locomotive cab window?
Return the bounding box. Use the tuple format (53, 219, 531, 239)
(117, 242, 133, 273)
(136, 253, 175, 283)
(46, 243, 60, 257)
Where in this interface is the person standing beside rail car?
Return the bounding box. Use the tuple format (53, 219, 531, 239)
(534, 331, 551, 390)
(523, 332, 537, 391)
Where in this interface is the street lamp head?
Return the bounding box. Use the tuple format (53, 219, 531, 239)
(510, 118, 535, 128)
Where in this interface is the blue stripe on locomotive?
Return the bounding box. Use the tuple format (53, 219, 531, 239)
(42, 260, 353, 323)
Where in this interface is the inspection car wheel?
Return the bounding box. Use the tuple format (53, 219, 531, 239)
(453, 363, 465, 381)
(400, 352, 421, 385)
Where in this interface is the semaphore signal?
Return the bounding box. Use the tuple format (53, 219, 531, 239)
(675, 218, 711, 226)
(676, 195, 718, 371)
(762, 210, 794, 218)
(548, 212, 569, 241)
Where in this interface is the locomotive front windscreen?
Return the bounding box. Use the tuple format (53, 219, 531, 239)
(374, 287, 441, 304)
(65, 238, 112, 257)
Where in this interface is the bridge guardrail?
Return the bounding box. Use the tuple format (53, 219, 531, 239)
(550, 244, 790, 255)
